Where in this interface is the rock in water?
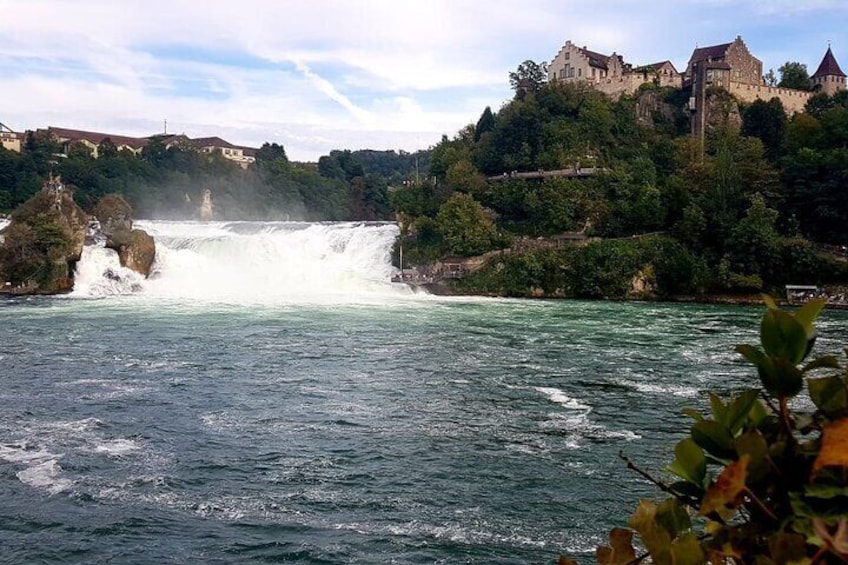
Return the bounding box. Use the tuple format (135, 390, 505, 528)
(93, 193, 133, 234)
(93, 193, 157, 278)
(0, 175, 87, 294)
(105, 228, 156, 277)
(200, 189, 214, 221)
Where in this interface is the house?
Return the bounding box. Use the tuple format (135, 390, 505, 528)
(811, 46, 847, 95)
(192, 136, 256, 169)
(34, 127, 258, 168)
(548, 41, 627, 84)
(548, 41, 682, 98)
(685, 36, 763, 88)
(0, 122, 23, 153)
(0, 122, 24, 153)
(43, 127, 149, 157)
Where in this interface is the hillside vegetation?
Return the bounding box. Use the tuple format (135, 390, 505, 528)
(389, 82, 848, 299)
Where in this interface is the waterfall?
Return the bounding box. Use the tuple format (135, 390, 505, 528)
(71, 220, 417, 303)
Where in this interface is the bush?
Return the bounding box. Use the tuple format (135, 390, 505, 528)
(561, 299, 848, 564)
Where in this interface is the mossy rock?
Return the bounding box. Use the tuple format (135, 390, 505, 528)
(94, 194, 133, 233)
(106, 228, 156, 277)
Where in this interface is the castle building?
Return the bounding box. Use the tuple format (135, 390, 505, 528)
(547, 41, 682, 98)
(811, 46, 846, 95)
(548, 40, 626, 83)
(685, 36, 763, 88)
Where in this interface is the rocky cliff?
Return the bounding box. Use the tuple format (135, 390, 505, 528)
(0, 175, 88, 294)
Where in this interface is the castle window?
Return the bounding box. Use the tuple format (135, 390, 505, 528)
(565, 52, 570, 60)
(591, 68, 596, 77)
(578, 68, 582, 77)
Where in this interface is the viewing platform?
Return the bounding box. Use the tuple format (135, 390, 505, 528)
(487, 167, 606, 182)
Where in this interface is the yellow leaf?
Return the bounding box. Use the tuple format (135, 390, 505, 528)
(596, 528, 637, 565)
(813, 418, 848, 474)
(699, 455, 750, 517)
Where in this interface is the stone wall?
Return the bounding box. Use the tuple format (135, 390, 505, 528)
(724, 38, 763, 84)
(726, 81, 812, 114)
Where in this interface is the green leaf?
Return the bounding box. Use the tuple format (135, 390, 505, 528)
(759, 357, 804, 399)
(725, 389, 760, 434)
(670, 533, 705, 565)
(655, 498, 692, 539)
(748, 398, 769, 427)
(805, 483, 848, 500)
(667, 438, 707, 487)
(682, 408, 704, 422)
(735, 429, 770, 483)
(736, 344, 767, 370)
(808, 376, 848, 416)
(802, 355, 841, 374)
(761, 308, 808, 364)
(761, 294, 779, 310)
(709, 393, 727, 423)
(794, 297, 826, 338)
(692, 420, 736, 459)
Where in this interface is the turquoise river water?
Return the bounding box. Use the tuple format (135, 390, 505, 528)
(1, 220, 846, 564)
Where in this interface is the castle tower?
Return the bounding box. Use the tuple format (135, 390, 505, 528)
(811, 46, 846, 95)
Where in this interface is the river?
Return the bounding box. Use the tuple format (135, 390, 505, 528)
(1, 220, 845, 563)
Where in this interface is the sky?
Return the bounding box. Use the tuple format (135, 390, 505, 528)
(1, 1, 847, 161)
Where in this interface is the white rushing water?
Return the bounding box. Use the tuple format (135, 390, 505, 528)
(72, 220, 421, 304)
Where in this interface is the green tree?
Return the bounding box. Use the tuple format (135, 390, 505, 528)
(509, 60, 547, 95)
(778, 61, 812, 91)
(474, 106, 496, 142)
(741, 98, 787, 160)
(255, 142, 287, 164)
(435, 193, 499, 256)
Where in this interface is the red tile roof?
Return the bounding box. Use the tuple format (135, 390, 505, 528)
(689, 42, 731, 64)
(578, 47, 612, 70)
(193, 136, 238, 149)
(47, 127, 149, 149)
(812, 46, 846, 78)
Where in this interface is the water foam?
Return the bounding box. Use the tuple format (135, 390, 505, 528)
(73, 220, 420, 304)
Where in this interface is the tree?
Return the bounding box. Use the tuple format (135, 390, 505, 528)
(509, 60, 547, 95)
(764, 68, 777, 86)
(255, 142, 287, 164)
(778, 61, 812, 91)
(741, 98, 787, 160)
(435, 193, 499, 256)
(474, 106, 496, 142)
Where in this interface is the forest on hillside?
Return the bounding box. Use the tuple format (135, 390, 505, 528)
(389, 77, 848, 298)
(2, 71, 847, 298)
(0, 135, 428, 222)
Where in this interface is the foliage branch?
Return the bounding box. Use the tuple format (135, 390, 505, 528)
(562, 298, 848, 564)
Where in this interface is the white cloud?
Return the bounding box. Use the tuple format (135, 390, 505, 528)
(1, 0, 846, 160)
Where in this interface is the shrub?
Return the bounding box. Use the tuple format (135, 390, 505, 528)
(561, 298, 848, 564)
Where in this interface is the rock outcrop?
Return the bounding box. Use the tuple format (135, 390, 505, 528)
(0, 175, 88, 294)
(95, 193, 156, 277)
(105, 228, 156, 277)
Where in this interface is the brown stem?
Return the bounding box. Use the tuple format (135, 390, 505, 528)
(619, 452, 699, 509)
(743, 487, 778, 522)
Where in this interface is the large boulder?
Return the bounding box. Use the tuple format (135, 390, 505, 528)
(94, 193, 157, 278)
(105, 228, 156, 277)
(0, 175, 88, 294)
(93, 193, 133, 234)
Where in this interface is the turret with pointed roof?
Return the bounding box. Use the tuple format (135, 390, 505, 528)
(811, 46, 846, 95)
